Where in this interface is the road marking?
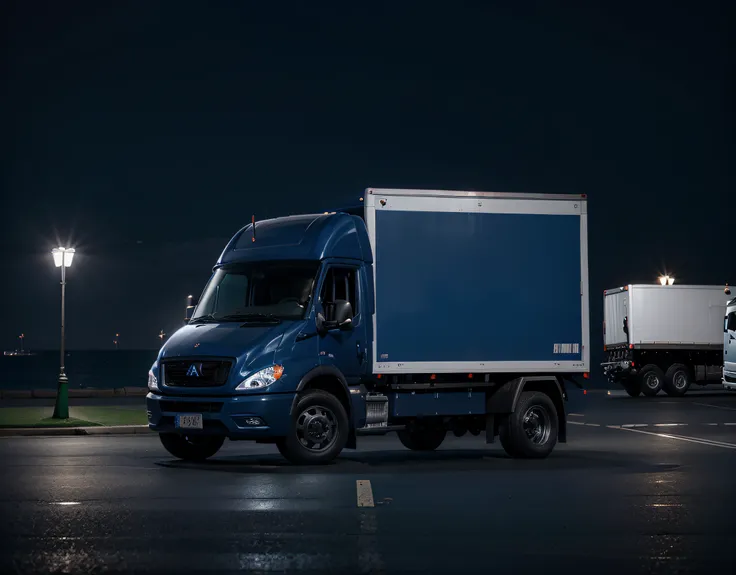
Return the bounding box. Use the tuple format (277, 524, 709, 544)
(568, 421, 585, 426)
(584, 423, 600, 427)
(568, 413, 584, 417)
(653, 423, 687, 427)
(356, 480, 374, 508)
(693, 402, 736, 411)
(725, 423, 736, 426)
(613, 426, 736, 450)
(621, 424, 648, 428)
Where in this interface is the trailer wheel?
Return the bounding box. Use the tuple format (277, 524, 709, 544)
(639, 365, 665, 397)
(663, 364, 692, 397)
(622, 380, 642, 397)
(276, 390, 349, 465)
(159, 433, 225, 461)
(397, 428, 446, 451)
(499, 391, 558, 459)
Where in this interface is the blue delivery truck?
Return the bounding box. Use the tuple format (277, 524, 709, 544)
(147, 188, 590, 464)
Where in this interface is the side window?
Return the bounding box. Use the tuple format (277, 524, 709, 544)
(320, 267, 358, 320)
(727, 312, 736, 332)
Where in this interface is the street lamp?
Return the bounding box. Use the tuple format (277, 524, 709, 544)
(658, 275, 675, 286)
(52, 247, 75, 419)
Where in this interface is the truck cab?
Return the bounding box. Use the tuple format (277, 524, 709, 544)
(725, 294, 736, 390)
(147, 212, 373, 463)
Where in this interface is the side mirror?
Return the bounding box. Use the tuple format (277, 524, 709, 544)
(333, 300, 353, 330)
(185, 295, 199, 322)
(317, 300, 353, 334)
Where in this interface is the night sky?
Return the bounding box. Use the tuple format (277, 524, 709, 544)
(2, 1, 733, 354)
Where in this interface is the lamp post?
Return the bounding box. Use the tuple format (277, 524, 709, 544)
(52, 247, 75, 419)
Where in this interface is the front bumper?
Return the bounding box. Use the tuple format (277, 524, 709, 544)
(146, 392, 296, 439)
(724, 370, 736, 391)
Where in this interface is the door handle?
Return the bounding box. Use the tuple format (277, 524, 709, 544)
(357, 342, 365, 364)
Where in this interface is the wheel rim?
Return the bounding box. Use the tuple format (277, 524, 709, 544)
(522, 405, 551, 445)
(644, 372, 660, 390)
(673, 371, 688, 390)
(296, 404, 338, 452)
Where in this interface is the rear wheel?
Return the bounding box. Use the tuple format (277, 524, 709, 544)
(159, 433, 225, 461)
(397, 428, 446, 451)
(639, 365, 664, 397)
(499, 391, 558, 459)
(622, 380, 642, 397)
(663, 364, 692, 397)
(276, 389, 349, 465)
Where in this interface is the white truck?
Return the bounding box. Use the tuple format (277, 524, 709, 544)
(602, 284, 726, 397)
(724, 288, 736, 391)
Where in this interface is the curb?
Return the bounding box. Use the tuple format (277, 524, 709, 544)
(0, 425, 153, 437)
(0, 387, 148, 400)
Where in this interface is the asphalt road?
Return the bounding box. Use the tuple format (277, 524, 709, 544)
(1, 389, 735, 574)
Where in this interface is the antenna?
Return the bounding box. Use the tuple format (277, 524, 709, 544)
(251, 215, 256, 242)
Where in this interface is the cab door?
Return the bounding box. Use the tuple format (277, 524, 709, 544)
(317, 264, 368, 386)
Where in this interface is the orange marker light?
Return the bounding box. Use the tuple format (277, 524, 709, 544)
(468, 373, 473, 379)
(583, 373, 590, 379)
(273, 365, 284, 380)
(430, 374, 436, 380)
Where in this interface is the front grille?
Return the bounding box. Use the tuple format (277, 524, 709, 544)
(725, 373, 736, 384)
(159, 401, 223, 413)
(162, 359, 232, 387)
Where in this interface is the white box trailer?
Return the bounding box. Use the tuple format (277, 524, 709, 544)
(602, 284, 727, 397)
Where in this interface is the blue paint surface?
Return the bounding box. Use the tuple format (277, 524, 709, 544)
(218, 213, 373, 265)
(374, 210, 583, 363)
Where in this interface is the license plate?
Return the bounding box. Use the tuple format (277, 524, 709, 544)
(175, 414, 203, 429)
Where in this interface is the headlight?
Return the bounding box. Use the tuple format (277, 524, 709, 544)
(148, 370, 159, 392)
(235, 365, 284, 391)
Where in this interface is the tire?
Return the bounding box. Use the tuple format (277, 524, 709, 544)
(639, 364, 665, 397)
(622, 380, 642, 397)
(159, 433, 225, 461)
(499, 391, 559, 459)
(397, 428, 446, 451)
(663, 364, 692, 397)
(276, 389, 349, 465)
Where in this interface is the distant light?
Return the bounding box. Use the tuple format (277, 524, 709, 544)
(52, 247, 75, 268)
(667, 276, 675, 285)
(658, 275, 674, 286)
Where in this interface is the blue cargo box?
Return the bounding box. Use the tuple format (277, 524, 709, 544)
(364, 188, 590, 375)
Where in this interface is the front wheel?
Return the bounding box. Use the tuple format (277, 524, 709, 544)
(499, 391, 559, 459)
(397, 428, 446, 451)
(276, 390, 349, 465)
(159, 433, 225, 461)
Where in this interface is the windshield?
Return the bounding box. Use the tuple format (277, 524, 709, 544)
(192, 261, 320, 322)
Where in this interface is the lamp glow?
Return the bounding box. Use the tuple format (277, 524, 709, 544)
(667, 276, 675, 285)
(52, 247, 75, 268)
(659, 275, 668, 286)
